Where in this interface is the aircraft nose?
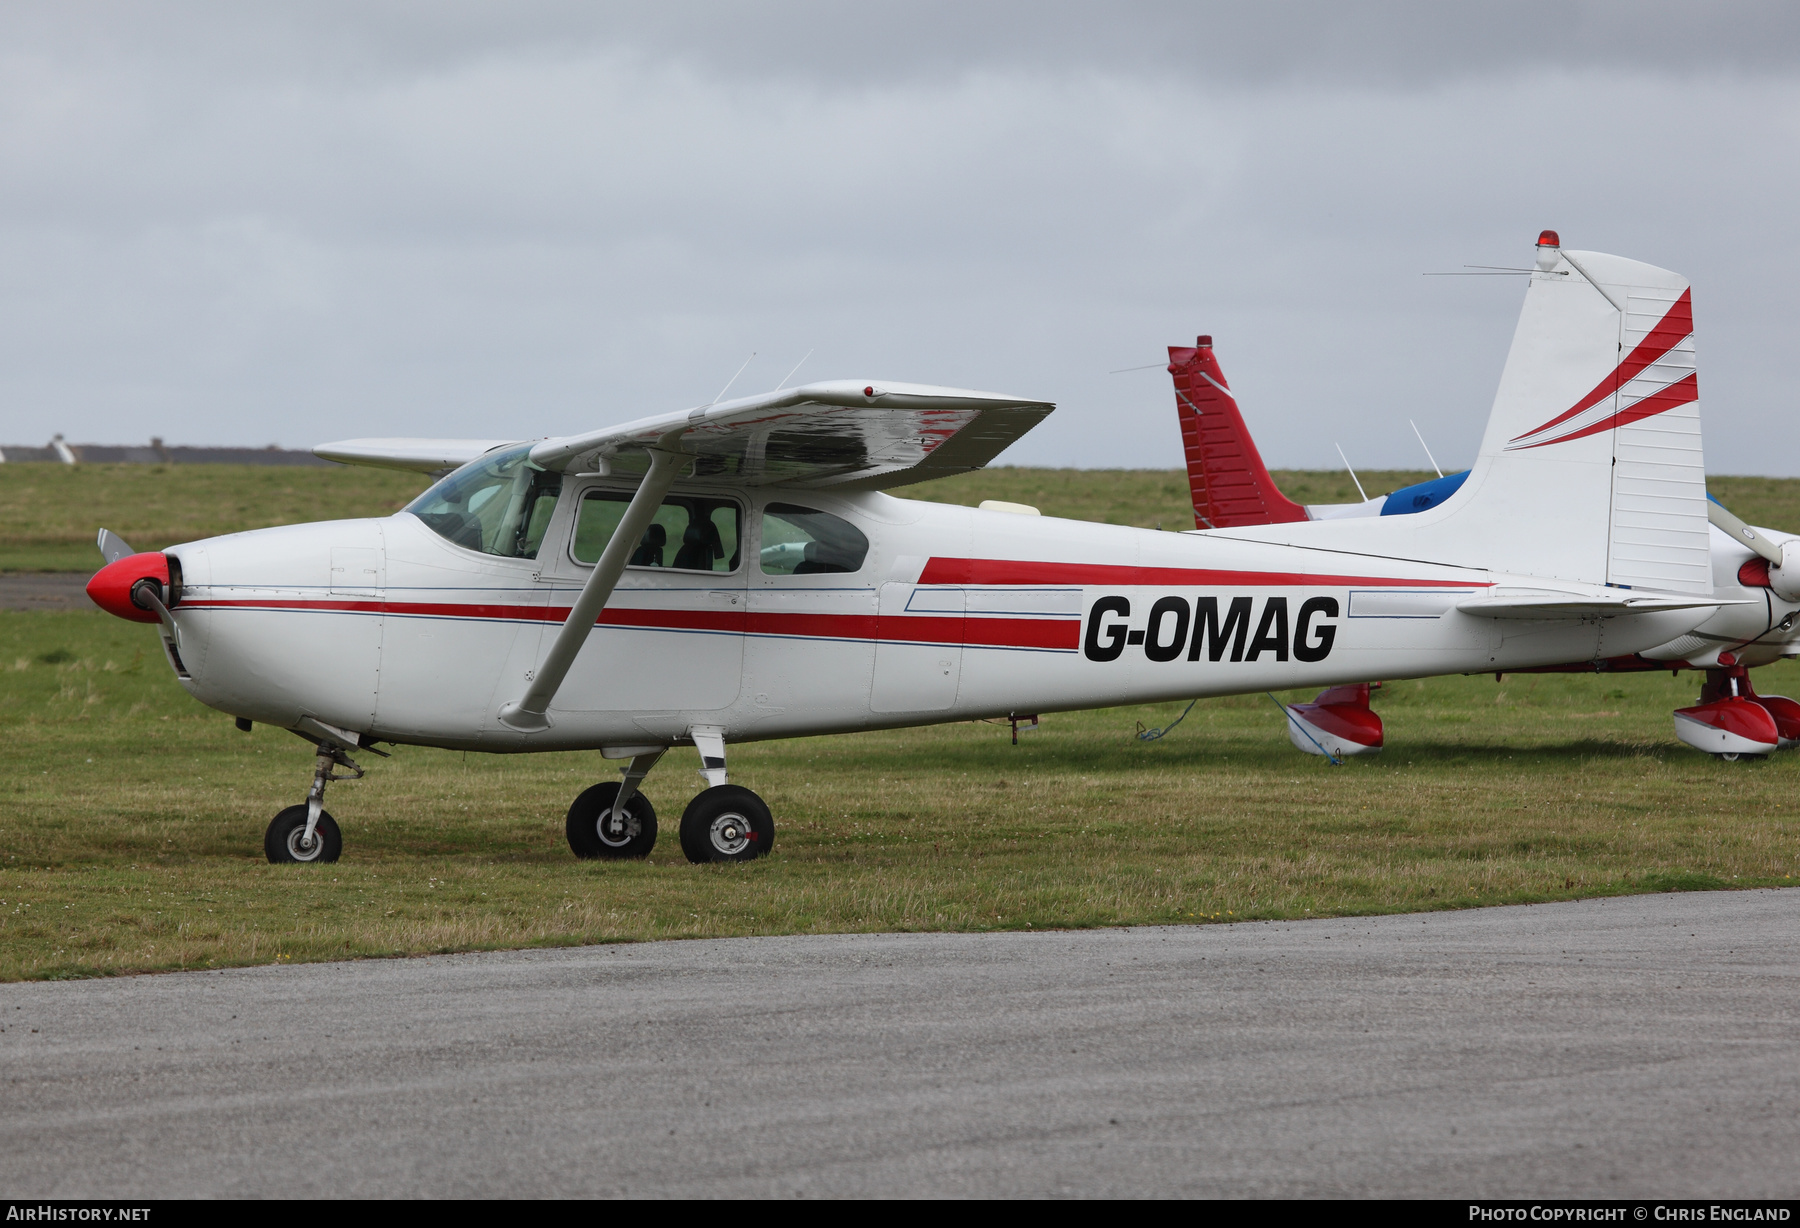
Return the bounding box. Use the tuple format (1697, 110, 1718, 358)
(87, 552, 171, 623)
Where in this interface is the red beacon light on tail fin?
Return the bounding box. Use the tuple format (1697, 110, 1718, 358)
(1535, 229, 1562, 272)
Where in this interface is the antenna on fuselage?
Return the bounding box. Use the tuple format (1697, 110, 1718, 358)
(1409, 419, 1444, 478)
(711, 352, 757, 405)
(773, 349, 814, 392)
(1335, 443, 1370, 503)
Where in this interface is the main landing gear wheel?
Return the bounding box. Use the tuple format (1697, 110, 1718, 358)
(265, 805, 342, 864)
(566, 781, 658, 859)
(679, 785, 774, 864)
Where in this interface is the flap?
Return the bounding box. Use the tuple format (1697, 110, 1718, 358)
(528, 380, 1053, 489)
(314, 438, 521, 475)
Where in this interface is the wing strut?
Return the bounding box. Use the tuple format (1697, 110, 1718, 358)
(497, 445, 684, 732)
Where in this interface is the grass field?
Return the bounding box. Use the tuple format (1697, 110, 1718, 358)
(0, 463, 430, 572)
(3, 462, 1799, 981)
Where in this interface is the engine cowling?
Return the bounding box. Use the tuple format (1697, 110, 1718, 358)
(1768, 542, 1800, 603)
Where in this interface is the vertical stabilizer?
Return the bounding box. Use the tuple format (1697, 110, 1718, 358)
(1471, 235, 1709, 592)
(1168, 337, 1308, 529)
(1204, 233, 1711, 595)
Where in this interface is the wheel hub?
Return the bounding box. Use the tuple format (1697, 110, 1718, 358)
(709, 812, 751, 856)
(597, 806, 640, 847)
(285, 827, 323, 861)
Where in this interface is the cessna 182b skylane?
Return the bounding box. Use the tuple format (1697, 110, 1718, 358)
(1167, 232, 1800, 762)
(84, 233, 1789, 865)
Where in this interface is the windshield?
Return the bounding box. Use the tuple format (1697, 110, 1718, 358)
(405, 445, 563, 559)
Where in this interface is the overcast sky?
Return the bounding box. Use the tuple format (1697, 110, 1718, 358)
(3, 2, 1799, 473)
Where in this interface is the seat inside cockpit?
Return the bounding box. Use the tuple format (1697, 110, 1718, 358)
(572, 492, 741, 574)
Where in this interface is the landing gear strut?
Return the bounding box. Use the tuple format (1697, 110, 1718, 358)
(265, 742, 362, 864)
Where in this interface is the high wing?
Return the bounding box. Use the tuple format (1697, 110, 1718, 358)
(312, 438, 521, 475)
(316, 381, 1052, 490)
(529, 380, 1052, 488)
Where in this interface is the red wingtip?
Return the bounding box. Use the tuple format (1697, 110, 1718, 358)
(86, 552, 169, 623)
(1537, 229, 1560, 247)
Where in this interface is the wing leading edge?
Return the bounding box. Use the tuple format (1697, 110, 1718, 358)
(312, 438, 521, 475)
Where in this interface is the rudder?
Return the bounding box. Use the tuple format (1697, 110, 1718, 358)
(1167, 337, 1307, 529)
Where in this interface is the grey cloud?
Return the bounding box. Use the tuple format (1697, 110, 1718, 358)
(1, 3, 1797, 476)
(11, 2, 1800, 86)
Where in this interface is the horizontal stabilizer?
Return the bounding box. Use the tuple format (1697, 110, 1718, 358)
(1456, 590, 1742, 619)
(315, 439, 519, 474)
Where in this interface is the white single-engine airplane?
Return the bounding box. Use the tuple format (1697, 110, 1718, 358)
(85, 233, 1800, 865)
(1164, 231, 1800, 761)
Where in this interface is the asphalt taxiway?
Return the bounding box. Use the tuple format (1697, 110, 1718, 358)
(2, 888, 1795, 1198)
(0, 572, 94, 612)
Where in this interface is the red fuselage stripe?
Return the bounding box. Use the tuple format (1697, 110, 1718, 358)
(916, 558, 1484, 587)
(182, 598, 1081, 650)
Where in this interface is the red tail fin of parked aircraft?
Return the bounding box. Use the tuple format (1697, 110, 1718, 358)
(1167, 337, 1308, 530)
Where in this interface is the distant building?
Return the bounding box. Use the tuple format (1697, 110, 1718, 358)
(0, 435, 330, 467)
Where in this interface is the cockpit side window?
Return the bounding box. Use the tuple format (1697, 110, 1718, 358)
(405, 445, 564, 560)
(759, 503, 869, 575)
(571, 492, 742, 573)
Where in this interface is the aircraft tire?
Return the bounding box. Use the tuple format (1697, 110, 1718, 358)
(679, 785, 774, 864)
(264, 805, 342, 864)
(566, 782, 658, 860)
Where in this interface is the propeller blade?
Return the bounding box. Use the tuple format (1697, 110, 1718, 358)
(95, 528, 135, 564)
(1707, 499, 1784, 565)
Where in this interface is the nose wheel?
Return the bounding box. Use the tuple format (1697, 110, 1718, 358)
(266, 738, 363, 864)
(265, 805, 342, 863)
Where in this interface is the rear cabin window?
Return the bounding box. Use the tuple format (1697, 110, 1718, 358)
(572, 492, 742, 573)
(759, 503, 869, 575)
(405, 445, 563, 560)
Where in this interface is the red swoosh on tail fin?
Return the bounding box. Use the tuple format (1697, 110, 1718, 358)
(1508, 372, 1698, 450)
(1507, 288, 1692, 447)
